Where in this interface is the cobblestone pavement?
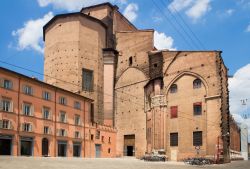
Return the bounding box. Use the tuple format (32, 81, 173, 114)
(0, 157, 249, 169)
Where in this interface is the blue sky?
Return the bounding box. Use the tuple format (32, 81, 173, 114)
(0, 0, 250, 76)
(0, 0, 250, 130)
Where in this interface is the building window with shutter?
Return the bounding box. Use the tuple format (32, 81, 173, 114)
(170, 133, 178, 146)
(74, 101, 81, 110)
(193, 102, 202, 115)
(193, 79, 202, 89)
(59, 111, 67, 123)
(59, 129, 66, 137)
(170, 106, 178, 118)
(1, 99, 13, 112)
(23, 103, 33, 116)
(0, 79, 13, 90)
(74, 114, 80, 126)
(0, 119, 12, 129)
(170, 84, 177, 93)
(44, 126, 49, 134)
(82, 69, 93, 92)
(23, 123, 32, 132)
(23, 85, 33, 95)
(59, 97, 67, 105)
(43, 107, 51, 120)
(193, 131, 202, 146)
(42, 91, 51, 101)
(75, 131, 80, 138)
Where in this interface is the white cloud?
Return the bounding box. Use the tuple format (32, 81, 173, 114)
(168, 0, 193, 12)
(185, 0, 211, 21)
(154, 31, 176, 50)
(38, 0, 108, 11)
(123, 3, 138, 23)
(168, 0, 211, 22)
(246, 24, 250, 32)
(12, 12, 54, 53)
(37, 0, 128, 12)
(229, 64, 250, 138)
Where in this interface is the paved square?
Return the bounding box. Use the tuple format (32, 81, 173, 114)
(0, 157, 249, 169)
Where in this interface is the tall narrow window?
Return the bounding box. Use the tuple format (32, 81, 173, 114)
(74, 101, 81, 110)
(43, 107, 51, 120)
(193, 102, 202, 115)
(59, 96, 67, 105)
(90, 103, 94, 123)
(193, 79, 202, 89)
(193, 131, 202, 146)
(23, 103, 33, 116)
(170, 133, 178, 146)
(82, 69, 93, 92)
(1, 79, 13, 89)
(1, 99, 12, 112)
(23, 85, 33, 95)
(129, 57, 133, 66)
(0, 119, 12, 129)
(170, 106, 178, 118)
(42, 91, 51, 101)
(59, 111, 67, 123)
(170, 84, 177, 93)
(75, 114, 80, 126)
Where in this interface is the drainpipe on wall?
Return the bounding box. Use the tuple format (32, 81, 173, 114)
(54, 89, 57, 157)
(83, 101, 86, 158)
(17, 77, 21, 156)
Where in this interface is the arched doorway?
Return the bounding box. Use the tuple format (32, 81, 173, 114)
(42, 138, 49, 156)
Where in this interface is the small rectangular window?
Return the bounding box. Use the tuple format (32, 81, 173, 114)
(3, 79, 13, 89)
(75, 131, 80, 138)
(23, 103, 33, 116)
(96, 130, 100, 139)
(170, 106, 178, 118)
(75, 114, 80, 125)
(1, 99, 12, 112)
(59, 97, 67, 105)
(23, 123, 32, 132)
(170, 133, 178, 146)
(193, 131, 202, 146)
(43, 107, 50, 120)
(102, 136, 104, 142)
(0, 119, 11, 129)
(193, 102, 202, 115)
(23, 85, 33, 95)
(108, 137, 111, 143)
(42, 91, 51, 101)
(59, 129, 66, 137)
(82, 69, 93, 92)
(91, 134, 94, 141)
(59, 111, 66, 123)
(74, 101, 81, 110)
(44, 126, 49, 134)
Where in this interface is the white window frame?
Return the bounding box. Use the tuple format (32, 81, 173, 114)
(74, 114, 81, 126)
(0, 119, 12, 129)
(23, 103, 33, 116)
(23, 85, 33, 95)
(42, 91, 51, 101)
(23, 123, 32, 132)
(59, 111, 67, 123)
(43, 107, 51, 120)
(59, 97, 67, 105)
(1, 99, 13, 112)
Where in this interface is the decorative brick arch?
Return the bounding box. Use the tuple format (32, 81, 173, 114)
(164, 71, 209, 95)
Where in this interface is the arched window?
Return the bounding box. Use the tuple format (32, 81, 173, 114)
(170, 84, 177, 93)
(193, 79, 202, 89)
